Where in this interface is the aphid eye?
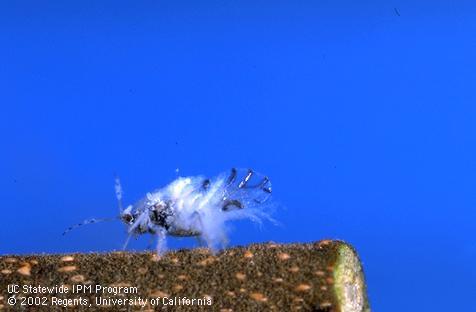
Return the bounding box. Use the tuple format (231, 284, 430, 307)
(121, 213, 134, 224)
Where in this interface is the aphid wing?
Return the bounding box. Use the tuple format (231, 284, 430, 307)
(221, 168, 272, 210)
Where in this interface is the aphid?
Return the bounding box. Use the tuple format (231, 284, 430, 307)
(64, 168, 275, 255)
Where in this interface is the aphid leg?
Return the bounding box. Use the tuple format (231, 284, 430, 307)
(156, 227, 168, 256)
(206, 230, 228, 255)
(195, 236, 206, 248)
(219, 231, 229, 249)
(190, 212, 210, 249)
(238, 169, 254, 188)
(191, 211, 227, 254)
(122, 233, 132, 250)
(146, 236, 155, 251)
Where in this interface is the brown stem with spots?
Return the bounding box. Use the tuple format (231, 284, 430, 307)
(0, 241, 370, 312)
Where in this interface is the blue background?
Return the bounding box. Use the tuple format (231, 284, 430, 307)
(1, 1, 475, 311)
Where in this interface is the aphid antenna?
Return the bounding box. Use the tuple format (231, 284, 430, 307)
(114, 174, 124, 213)
(62, 217, 119, 236)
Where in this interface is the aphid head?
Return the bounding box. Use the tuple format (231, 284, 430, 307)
(115, 176, 136, 226)
(120, 205, 135, 225)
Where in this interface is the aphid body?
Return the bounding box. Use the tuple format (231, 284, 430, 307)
(65, 168, 274, 256)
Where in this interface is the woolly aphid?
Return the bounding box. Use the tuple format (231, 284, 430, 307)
(64, 168, 275, 255)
